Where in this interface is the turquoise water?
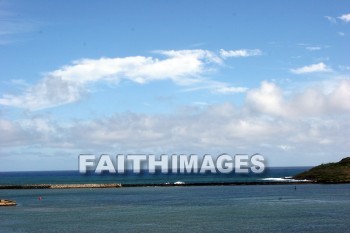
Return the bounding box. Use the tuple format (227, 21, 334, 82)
(1, 184, 350, 233)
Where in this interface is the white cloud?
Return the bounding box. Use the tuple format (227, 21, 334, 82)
(338, 32, 345, 36)
(0, 114, 63, 147)
(290, 62, 332, 74)
(246, 80, 350, 117)
(156, 49, 223, 65)
(49, 50, 218, 86)
(0, 76, 84, 110)
(245, 81, 285, 117)
(0, 49, 258, 110)
(326, 13, 350, 24)
(328, 80, 350, 111)
(219, 49, 262, 58)
(338, 13, 350, 22)
(1, 79, 350, 168)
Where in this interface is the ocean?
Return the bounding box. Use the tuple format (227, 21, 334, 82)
(1, 168, 350, 233)
(0, 167, 311, 185)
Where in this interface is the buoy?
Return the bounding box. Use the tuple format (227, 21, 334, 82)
(38, 196, 42, 201)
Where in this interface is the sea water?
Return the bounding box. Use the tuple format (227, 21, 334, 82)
(1, 168, 350, 233)
(0, 167, 311, 185)
(1, 185, 350, 233)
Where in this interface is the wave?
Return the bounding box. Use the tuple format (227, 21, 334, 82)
(174, 181, 185, 185)
(261, 177, 310, 182)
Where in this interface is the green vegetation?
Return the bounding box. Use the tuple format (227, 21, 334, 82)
(294, 157, 350, 183)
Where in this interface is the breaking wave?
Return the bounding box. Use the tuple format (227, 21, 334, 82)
(261, 177, 310, 182)
(174, 181, 185, 185)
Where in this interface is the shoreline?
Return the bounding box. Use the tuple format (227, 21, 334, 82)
(2, 181, 350, 189)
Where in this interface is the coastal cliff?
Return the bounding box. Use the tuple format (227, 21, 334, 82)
(294, 157, 350, 183)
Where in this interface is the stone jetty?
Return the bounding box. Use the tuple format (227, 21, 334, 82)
(0, 181, 320, 190)
(0, 183, 122, 189)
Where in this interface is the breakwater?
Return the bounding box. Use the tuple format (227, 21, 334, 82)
(0, 183, 122, 189)
(0, 181, 318, 189)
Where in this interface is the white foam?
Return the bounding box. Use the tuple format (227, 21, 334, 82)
(261, 177, 310, 182)
(174, 181, 185, 185)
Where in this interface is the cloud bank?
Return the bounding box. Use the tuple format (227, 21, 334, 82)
(1, 80, 349, 157)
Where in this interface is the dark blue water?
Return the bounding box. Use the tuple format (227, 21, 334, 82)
(1, 184, 350, 233)
(0, 167, 311, 185)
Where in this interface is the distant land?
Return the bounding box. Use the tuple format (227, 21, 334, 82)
(294, 157, 350, 183)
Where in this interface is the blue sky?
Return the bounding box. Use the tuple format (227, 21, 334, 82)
(0, 0, 350, 171)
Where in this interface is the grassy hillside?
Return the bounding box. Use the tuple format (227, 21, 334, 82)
(294, 157, 350, 183)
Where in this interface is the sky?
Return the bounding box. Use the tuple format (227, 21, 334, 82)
(0, 0, 349, 171)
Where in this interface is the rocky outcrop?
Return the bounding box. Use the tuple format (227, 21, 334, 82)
(0, 199, 16, 206)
